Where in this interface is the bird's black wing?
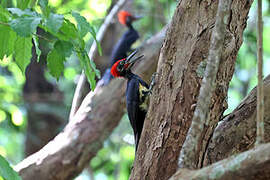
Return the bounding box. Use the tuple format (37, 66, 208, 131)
(126, 78, 142, 151)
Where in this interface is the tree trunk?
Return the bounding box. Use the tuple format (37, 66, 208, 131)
(14, 27, 166, 180)
(130, 0, 253, 179)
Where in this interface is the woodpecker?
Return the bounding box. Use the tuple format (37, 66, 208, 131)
(111, 50, 155, 151)
(97, 10, 141, 87)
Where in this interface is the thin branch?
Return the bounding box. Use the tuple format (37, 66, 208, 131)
(256, 0, 264, 145)
(32, 33, 54, 43)
(170, 143, 270, 180)
(178, 0, 232, 169)
(69, 0, 128, 120)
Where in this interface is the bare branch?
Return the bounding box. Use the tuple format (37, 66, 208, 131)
(69, 0, 128, 120)
(256, 0, 264, 145)
(178, 0, 232, 169)
(170, 143, 270, 180)
(203, 75, 270, 166)
(14, 28, 166, 180)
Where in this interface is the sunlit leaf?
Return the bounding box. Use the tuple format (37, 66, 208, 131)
(0, 25, 16, 59)
(89, 25, 102, 55)
(17, 0, 31, 10)
(54, 40, 73, 58)
(71, 11, 90, 38)
(47, 49, 65, 79)
(89, 58, 100, 79)
(9, 16, 41, 37)
(58, 20, 78, 40)
(0, 155, 21, 180)
(44, 13, 63, 34)
(38, 0, 50, 17)
(77, 51, 96, 90)
(14, 36, 32, 73)
(7, 8, 36, 17)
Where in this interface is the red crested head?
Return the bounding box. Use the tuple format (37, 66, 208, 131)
(111, 59, 129, 77)
(111, 50, 144, 78)
(118, 10, 132, 25)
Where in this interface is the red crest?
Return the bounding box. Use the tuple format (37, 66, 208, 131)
(118, 10, 132, 25)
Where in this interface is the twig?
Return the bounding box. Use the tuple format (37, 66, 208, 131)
(69, 0, 128, 120)
(178, 0, 232, 169)
(256, 0, 264, 145)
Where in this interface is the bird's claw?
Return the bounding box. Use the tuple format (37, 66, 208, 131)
(149, 72, 158, 94)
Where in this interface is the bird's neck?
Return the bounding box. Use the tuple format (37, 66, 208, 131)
(124, 71, 135, 80)
(126, 22, 134, 30)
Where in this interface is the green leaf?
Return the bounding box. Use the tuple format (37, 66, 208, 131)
(38, 0, 48, 8)
(46, 40, 73, 79)
(14, 36, 32, 73)
(54, 40, 73, 58)
(33, 36, 41, 62)
(47, 49, 65, 79)
(44, 13, 63, 34)
(71, 11, 90, 38)
(17, 0, 31, 10)
(0, 25, 16, 59)
(38, 0, 50, 17)
(89, 25, 102, 55)
(0, 155, 21, 180)
(89, 58, 100, 79)
(7, 8, 36, 17)
(77, 51, 97, 90)
(9, 16, 41, 37)
(57, 20, 78, 40)
(0, 5, 11, 21)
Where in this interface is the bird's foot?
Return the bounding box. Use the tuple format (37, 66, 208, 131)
(149, 72, 158, 94)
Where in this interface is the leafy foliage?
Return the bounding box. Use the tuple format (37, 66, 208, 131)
(0, 1, 101, 90)
(0, 155, 21, 180)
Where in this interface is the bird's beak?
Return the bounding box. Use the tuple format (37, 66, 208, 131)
(125, 50, 144, 69)
(133, 15, 143, 21)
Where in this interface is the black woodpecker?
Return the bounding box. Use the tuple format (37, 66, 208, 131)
(110, 50, 155, 151)
(97, 11, 141, 87)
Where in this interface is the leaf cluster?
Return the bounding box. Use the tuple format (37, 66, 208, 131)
(0, 0, 102, 90)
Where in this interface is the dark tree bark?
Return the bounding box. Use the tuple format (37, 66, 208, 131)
(14, 28, 166, 180)
(130, 0, 253, 179)
(204, 75, 270, 166)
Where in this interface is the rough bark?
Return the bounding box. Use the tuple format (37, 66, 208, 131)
(178, 0, 232, 169)
(170, 143, 270, 180)
(14, 27, 166, 180)
(204, 75, 270, 166)
(130, 1, 253, 179)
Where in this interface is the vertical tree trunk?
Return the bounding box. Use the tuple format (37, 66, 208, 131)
(130, 1, 253, 179)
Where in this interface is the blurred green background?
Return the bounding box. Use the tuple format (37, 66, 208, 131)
(0, 0, 269, 179)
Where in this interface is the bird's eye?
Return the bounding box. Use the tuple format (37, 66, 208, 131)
(117, 63, 124, 71)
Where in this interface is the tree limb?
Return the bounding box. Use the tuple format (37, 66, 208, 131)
(69, 0, 128, 120)
(178, 0, 232, 169)
(170, 143, 270, 180)
(256, 0, 264, 145)
(203, 75, 270, 166)
(14, 27, 166, 180)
